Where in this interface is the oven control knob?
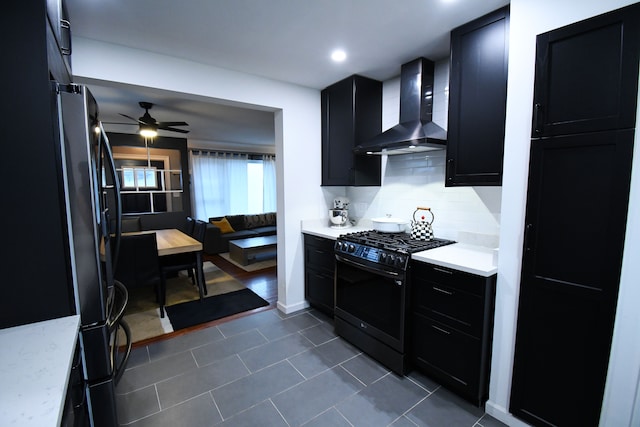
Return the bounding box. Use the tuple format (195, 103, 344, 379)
(387, 254, 395, 265)
(380, 253, 387, 262)
(395, 255, 405, 267)
(348, 244, 356, 253)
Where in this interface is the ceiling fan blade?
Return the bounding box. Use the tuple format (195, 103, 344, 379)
(157, 121, 189, 127)
(102, 121, 137, 125)
(119, 113, 145, 125)
(159, 125, 190, 133)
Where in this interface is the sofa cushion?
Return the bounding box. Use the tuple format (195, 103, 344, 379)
(223, 230, 259, 241)
(226, 215, 247, 231)
(211, 217, 235, 234)
(251, 225, 277, 236)
(245, 212, 276, 229)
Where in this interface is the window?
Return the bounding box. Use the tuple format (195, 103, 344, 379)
(191, 151, 276, 219)
(247, 160, 264, 213)
(122, 167, 158, 189)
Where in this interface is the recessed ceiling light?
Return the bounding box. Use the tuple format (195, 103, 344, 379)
(331, 49, 347, 62)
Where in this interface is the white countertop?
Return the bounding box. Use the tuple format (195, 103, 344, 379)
(412, 243, 497, 277)
(301, 219, 497, 277)
(301, 218, 374, 239)
(0, 315, 80, 427)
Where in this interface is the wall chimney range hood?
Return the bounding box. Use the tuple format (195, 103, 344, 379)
(354, 57, 446, 155)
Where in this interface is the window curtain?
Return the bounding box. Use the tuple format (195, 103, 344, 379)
(191, 151, 248, 219)
(262, 154, 277, 212)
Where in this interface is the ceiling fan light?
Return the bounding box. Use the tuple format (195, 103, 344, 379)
(139, 124, 158, 138)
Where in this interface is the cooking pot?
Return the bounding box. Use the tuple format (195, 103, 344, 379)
(371, 216, 409, 233)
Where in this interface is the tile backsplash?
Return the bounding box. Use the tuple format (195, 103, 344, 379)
(344, 151, 501, 243)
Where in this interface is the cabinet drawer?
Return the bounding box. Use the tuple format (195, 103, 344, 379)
(304, 234, 335, 250)
(412, 313, 480, 395)
(412, 262, 485, 297)
(305, 266, 334, 315)
(304, 235, 335, 273)
(413, 280, 482, 337)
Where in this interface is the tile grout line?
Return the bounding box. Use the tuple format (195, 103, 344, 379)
(208, 390, 224, 423)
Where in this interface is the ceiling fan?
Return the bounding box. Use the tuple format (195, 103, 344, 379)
(108, 102, 189, 137)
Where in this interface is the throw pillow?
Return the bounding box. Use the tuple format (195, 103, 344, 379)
(212, 217, 235, 234)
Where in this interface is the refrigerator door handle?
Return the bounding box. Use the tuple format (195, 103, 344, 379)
(109, 280, 131, 385)
(98, 122, 122, 279)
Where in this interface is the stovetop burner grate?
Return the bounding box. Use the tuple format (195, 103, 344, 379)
(338, 230, 455, 253)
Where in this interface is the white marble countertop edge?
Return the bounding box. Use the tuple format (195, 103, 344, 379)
(0, 315, 80, 427)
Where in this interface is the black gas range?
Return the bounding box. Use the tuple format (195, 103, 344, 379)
(335, 230, 455, 272)
(333, 230, 455, 375)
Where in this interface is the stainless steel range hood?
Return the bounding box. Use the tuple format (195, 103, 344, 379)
(354, 57, 446, 155)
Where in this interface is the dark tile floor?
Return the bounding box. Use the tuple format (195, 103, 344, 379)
(116, 308, 506, 427)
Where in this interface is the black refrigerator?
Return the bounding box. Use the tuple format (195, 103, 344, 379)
(0, 82, 130, 426)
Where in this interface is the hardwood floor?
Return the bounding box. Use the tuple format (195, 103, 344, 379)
(129, 253, 278, 348)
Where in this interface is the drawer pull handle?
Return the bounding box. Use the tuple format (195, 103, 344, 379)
(431, 324, 451, 335)
(432, 286, 453, 296)
(433, 267, 453, 275)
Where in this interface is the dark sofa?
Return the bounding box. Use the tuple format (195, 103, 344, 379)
(204, 212, 277, 254)
(116, 211, 190, 233)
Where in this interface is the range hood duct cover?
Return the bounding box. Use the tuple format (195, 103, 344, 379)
(354, 57, 447, 155)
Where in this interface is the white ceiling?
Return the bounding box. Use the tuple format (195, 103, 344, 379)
(66, 0, 510, 149)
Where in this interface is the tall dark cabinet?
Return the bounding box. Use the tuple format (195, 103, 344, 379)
(510, 5, 640, 426)
(321, 75, 382, 186)
(446, 6, 509, 187)
(2, 1, 75, 326)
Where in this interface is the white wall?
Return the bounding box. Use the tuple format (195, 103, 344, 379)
(72, 38, 324, 313)
(490, 1, 640, 426)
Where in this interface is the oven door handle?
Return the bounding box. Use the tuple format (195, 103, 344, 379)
(336, 254, 401, 279)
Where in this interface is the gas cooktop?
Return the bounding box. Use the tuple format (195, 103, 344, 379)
(337, 230, 455, 254)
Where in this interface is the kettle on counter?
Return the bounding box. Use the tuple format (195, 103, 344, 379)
(410, 207, 434, 240)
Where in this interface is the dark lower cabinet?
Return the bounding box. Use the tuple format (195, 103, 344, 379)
(411, 261, 496, 406)
(304, 234, 335, 315)
(511, 5, 640, 426)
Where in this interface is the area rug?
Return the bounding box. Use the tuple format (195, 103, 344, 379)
(165, 288, 268, 331)
(219, 252, 277, 272)
(119, 261, 266, 343)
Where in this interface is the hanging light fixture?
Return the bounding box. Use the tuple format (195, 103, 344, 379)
(139, 123, 158, 138)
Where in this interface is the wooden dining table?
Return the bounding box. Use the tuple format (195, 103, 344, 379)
(101, 228, 206, 299)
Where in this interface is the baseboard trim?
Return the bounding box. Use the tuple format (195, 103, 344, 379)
(485, 401, 531, 427)
(277, 299, 309, 314)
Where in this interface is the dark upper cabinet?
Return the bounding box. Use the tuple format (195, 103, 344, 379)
(446, 6, 509, 187)
(46, 0, 72, 80)
(510, 4, 640, 426)
(532, 4, 640, 138)
(321, 75, 382, 186)
(7, 1, 71, 85)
